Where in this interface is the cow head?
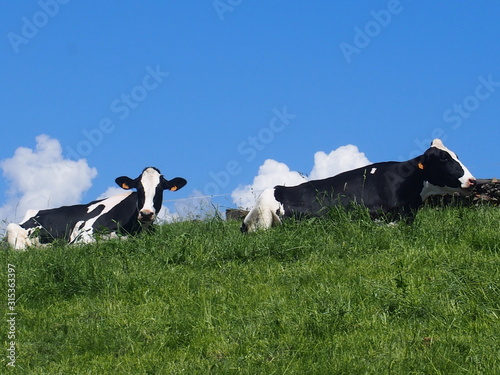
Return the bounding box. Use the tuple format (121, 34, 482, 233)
(115, 167, 187, 223)
(417, 139, 476, 199)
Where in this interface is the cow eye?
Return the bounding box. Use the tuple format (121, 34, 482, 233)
(440, 154, 449, 161)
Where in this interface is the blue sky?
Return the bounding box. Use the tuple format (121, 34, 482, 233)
(1, 1, 499, 226)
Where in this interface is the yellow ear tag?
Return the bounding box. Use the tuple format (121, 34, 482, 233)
(170, 186, 178, 191)
(121, 183, 130, 189)
(418, 162, 424, 170)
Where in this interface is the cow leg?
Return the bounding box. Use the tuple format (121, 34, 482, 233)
(6, 223, 33, 250)
(79, 230, 96, 244)
(101, 232, 128, 241)
(69, 227, 96, 245)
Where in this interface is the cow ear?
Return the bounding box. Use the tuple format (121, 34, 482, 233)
(115, 176, 136, 190)
(418, 148, 435, 170)
(162, 177, 187, 191)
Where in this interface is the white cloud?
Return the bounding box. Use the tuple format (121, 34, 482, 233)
(232, 159, 307, 209)
(231, 144, 371, 210)
(157, 205, 180, 223)
(309, 144, 370, 180)
(0, 136, 374, 233)
(0, 135, 207, 234)
(0, 135, 97, 228)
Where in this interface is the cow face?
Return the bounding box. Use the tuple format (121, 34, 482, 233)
(115, 167, 187, 223)
(418, 139, 475, 197)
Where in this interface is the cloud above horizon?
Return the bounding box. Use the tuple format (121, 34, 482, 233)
(231, 159, 307, 210)
(309, 145, 371, 180)
(0, 135, 97, 227)
(0, 134, 200, 233)
(1, 135, 372, 233)
(232, 144, 371, 209)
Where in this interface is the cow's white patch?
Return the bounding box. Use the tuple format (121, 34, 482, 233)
(420, 181, 473, 201)
(86, 192, 131, 214)
(370, 167, 377, 174)
(6, 223, 42, 250)
(242, 188, 284, 232)
(139, 167, 162, 215)
(69, 192, 132, 244)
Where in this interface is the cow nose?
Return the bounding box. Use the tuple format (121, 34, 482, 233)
(468, 178, 476, 187)
(139, 210, 155, 221)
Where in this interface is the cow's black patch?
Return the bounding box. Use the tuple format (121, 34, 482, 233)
(22, 201, 106, 243)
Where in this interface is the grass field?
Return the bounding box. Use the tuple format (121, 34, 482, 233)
(1, 205, 499, 374)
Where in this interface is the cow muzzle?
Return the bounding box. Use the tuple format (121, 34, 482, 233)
(462, 178, 476, 189)
(138, 209, 155, 223)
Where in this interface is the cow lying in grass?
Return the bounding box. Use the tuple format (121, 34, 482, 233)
(6, 167, 187, 249)
(241, 139, 476, 232)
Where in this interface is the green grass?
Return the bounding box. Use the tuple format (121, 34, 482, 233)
(1, 205, 499, 374)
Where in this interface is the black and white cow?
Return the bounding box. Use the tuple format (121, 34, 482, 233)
(6, 167, 187, 249)
(241, 139, 476, 232)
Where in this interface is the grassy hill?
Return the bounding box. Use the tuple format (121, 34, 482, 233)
(1, 205, 499, 374)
